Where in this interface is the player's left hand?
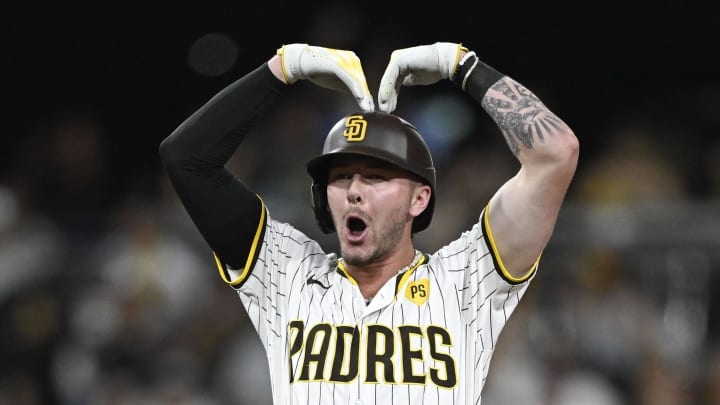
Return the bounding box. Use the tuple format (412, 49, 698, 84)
(378, 42, 466, 113)
(278, 43, 375, 111)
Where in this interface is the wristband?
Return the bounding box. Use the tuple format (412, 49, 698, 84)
(453, 51, 504, 100)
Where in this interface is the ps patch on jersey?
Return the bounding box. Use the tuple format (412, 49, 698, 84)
(405, 278, 429, 306)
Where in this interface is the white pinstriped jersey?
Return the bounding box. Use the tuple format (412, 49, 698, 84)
(216, 204, 537, 405)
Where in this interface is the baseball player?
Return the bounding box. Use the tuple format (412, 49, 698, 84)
(159, 42, 578, 404)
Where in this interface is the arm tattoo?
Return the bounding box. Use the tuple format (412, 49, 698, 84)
(481, 78, 564, 156)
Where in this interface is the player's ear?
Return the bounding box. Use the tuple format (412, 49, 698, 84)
(409, 184, 431, 218)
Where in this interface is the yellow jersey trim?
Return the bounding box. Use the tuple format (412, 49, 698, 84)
(214, 195, 267, 286)
(393, 254, 427, 301)
(482, 203, 539, 284)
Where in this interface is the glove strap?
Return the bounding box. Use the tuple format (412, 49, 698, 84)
(453, 51, 504, 101)
(276, 45, 294, 84)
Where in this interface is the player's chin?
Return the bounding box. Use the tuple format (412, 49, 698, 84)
(339, 246, 373, 267)
(338, 235, 371, 259)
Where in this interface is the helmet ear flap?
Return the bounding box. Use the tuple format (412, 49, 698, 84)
(311, 182, 335, 233)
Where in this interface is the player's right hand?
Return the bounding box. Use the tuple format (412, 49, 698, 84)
(277, 43, 375, 111)
(378, 42, 466, 113)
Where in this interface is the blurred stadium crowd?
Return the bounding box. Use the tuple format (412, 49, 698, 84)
(3, 5, 720, 404)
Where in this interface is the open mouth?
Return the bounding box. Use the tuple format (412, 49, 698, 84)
(346, 216, 367, 238)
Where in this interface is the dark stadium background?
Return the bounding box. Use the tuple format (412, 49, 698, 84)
(4, 1, 715, 188)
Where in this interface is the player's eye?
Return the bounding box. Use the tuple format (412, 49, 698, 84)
(329, 173, 352, 182)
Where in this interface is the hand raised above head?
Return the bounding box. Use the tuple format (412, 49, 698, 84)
(377, 42, 466, 113)
(276, 43, 375, 111)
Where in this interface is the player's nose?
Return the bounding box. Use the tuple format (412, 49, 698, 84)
(346, 175, 364, 204)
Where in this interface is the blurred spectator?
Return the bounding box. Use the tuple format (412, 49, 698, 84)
(15, 109, 113, 239)
(0, 179, 65, 404)
(572, 124, 687, 205)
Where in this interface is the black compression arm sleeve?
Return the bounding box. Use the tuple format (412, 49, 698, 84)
(159, 63, 287, 268)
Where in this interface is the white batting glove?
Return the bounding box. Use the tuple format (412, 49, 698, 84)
(277, 43, 375, 111)
(378, 42, 466, 113)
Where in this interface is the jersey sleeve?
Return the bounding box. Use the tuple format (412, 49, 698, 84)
(216, 213, 328, 350)
(436, 204, 538, 345)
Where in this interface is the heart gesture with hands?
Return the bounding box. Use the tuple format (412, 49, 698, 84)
(275, 42, 467, 113)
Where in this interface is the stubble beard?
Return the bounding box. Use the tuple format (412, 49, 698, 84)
(341, 216, 407, 267)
